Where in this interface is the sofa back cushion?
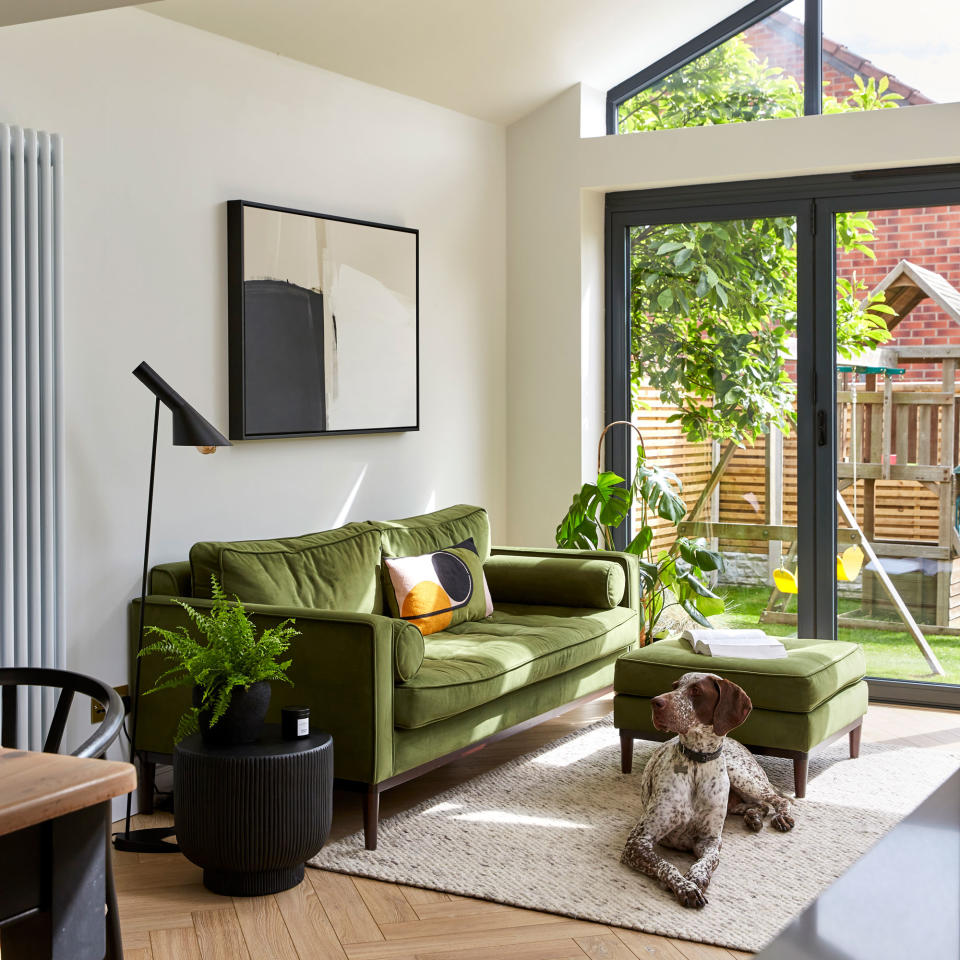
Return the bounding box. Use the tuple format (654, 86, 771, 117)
(190, 522, 382, 612)
(372, 504, 491, 563)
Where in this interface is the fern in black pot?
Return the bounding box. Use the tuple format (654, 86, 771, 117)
(140, 577, 298, 746)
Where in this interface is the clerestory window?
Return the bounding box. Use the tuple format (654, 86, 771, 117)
(608, 0, 955, 135)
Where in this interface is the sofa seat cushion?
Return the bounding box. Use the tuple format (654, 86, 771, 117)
(393, 602, 638, 729)
(614, 637, 866, 714)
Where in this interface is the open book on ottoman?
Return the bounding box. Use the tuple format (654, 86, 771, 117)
(682, 628, 787, 659)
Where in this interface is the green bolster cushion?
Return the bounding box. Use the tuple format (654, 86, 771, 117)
(392, 619, 426, 683)
(483, 555, 626, 610)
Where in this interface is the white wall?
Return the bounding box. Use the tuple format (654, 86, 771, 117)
(506, 85, 960, 547)
(0, 8, 506, 761)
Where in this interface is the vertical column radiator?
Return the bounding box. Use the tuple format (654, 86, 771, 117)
(0, 124, 64, 749)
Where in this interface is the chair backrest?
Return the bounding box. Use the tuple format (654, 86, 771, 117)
(0, 667, 125, 758)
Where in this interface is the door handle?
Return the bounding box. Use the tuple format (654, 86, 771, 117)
(817, 409, 827, 447)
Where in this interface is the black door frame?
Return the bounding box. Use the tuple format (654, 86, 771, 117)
(605, 164, 960, 708)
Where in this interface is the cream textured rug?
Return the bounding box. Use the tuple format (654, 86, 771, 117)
(309, 717, 959, 951)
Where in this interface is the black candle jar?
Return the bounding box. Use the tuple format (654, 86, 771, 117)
(281, 705, 310, 740)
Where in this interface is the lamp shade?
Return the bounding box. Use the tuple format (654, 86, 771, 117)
(133, 361, 231, 448)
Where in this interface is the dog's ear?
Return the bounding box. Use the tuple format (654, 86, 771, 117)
(710, 677, 752, 736)
(671, 678, 681, 690)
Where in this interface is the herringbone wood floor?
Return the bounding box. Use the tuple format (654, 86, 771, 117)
(113, 698, 960, 960)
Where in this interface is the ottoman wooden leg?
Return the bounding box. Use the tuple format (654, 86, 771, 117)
(849, 722, 862, 759)
(793, 755, 808, 798)
(620, 732, 633, 774)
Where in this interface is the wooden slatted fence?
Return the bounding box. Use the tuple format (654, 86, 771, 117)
(632, 382, 959, 557)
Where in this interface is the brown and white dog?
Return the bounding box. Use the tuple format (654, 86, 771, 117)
(620, 672, 795, 908)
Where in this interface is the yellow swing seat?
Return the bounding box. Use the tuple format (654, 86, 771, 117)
(773, 567, 799, 594)
(773, 546, 864, 594)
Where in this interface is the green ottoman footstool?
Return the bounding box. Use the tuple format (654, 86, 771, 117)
(613, 637, 868, 797)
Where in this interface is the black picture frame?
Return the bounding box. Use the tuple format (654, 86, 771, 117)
(227, 199, 420, 440)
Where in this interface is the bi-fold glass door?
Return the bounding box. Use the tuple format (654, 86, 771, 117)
(607, 198, 821, 644)
(828, 199, 960, 689)
(606, 169, 960, 706)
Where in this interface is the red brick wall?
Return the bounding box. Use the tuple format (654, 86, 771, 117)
(744, 19, 892, 103)
(743, 13, 931, 106)
(837, 207, 960, 381)
(742, 17, 959, 382)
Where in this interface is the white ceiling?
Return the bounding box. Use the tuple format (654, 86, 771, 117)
(142, 0, 740, 126)
(0, 0, 141, 27)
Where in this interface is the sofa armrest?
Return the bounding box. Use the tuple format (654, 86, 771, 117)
(130, 597, 396, 785)
(489, 546, 640, 612)
(148, 561, 192, 597)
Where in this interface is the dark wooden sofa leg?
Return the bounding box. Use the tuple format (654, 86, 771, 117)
(137, 753, 156, 815)
(849, 722, 862, 759)
(620, 731, 633, 774)
(363, 786, 380, 851)
(793, 754, 808, 798)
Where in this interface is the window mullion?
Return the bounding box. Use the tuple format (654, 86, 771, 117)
(803, 0, 822, 115)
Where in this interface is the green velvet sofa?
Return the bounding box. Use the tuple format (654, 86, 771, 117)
(130, 504, 641, 848)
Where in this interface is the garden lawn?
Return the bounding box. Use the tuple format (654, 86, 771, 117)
(717, 584, 960, 686)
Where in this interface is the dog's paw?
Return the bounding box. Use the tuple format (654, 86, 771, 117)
(674, 878, 708, 909)
(685, 869, 711, 893)
(744, 810, 764, 832)
(772, 812, 795, 832)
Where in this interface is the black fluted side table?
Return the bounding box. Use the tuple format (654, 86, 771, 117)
(174, 725, 333, 896)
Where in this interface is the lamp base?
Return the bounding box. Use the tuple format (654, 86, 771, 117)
(112, 826, 180, 854)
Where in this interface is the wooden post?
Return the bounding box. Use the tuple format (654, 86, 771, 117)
(882, 376, 893, 480)
(894, 401, 909, 467)
(850, 383, 861, 540)
(917, 403, 932, 464)
(937, 359, 956, 626)
(837, 371, 848, 469)
(765, 425, 784, 582)
(710, 440, 721, 552)
(863, 373, 878, 541)
(687, 440, 738, 523)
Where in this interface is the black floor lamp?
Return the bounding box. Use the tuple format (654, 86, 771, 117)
(113, 362, 231, 854)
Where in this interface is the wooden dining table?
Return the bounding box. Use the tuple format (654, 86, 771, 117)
(0, 747, 136, 959)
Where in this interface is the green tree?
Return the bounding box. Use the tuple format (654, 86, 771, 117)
(618, 37, 804, 132)
(618, 33, 901, 133)
(620, 35, 900, 446)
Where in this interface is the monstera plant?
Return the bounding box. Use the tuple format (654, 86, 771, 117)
(556, 421, 723, 642)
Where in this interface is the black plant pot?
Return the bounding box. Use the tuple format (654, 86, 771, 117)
(193, 681, 271, 747)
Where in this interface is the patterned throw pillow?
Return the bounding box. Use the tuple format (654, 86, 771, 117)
(383, 538, 494, 636)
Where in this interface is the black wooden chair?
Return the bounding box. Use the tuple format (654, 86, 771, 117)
(0, 668, 127, 959)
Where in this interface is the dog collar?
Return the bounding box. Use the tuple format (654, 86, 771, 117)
(678, 742, 723, 764)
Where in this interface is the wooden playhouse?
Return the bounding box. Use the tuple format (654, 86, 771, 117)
(676, 259, 960, 676)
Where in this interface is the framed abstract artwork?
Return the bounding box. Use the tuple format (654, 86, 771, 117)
(227, 200, 419, 439)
